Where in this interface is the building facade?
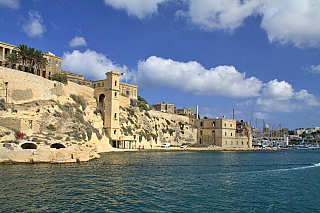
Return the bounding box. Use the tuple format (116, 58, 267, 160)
(193, 118, 252, 148)
(176, 108, 194, 115)
(151, 102, 175, 114)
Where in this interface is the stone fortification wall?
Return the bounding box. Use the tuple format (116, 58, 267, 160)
(0, 67, 95, 104)
(149, 110, 190, 124)
(119, 95, 130, 108)
(0, 117, 40, 136)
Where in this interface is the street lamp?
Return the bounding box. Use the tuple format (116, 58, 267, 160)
(4, 81, 8, 104)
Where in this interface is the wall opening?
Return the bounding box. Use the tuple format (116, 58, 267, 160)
(99, 94, 105, 108)
(50, 143, 66, 149)
(21, 143, 37, 149)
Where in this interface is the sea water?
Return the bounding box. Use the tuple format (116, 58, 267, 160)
(1, 149, 320, 212)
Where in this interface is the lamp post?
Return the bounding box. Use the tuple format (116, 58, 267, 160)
(4, 81, 8, 104)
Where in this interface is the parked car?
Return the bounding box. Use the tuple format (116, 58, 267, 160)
(161, 143, 170, 148)
(180, 145, 187, 148)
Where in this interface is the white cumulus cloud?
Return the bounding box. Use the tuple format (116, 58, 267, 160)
(61, 49, 128, 80)
(135, 56, 263, 98)
(176, 0, 260, 33)
(69, 36, 87, 47)
(0, 0, 20, 9)
(22, 10, 45, 38)
(105, 0, 320, 48)
(256, 80, 319, 112)
(260, 0, 320, 48)
(261, 79, 294, 100)
(103, 0, 167, 19)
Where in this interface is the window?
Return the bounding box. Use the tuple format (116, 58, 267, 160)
(114, 113, 117, 119)
(241, 141, 243, 145)
(231, 141, 233, 145)
(102, 82, 104, 87)
(115, 92, 117, 97)
(93, 84, 96, 88)
(200, 122, 203, 127)
(114, 130, 116, 135)
(212, 122, 215, 127)
(230, 124, 232, 127)
(224, 123, 227, 127)
(212, 131, 215, 137)
(236, 141, 238, 145)
(115, 80, 117, 87)
(225, 132, 227, 136)
(98, 83, 101, 87)
(200, 130, 202, 136)
(231, 133, 233, 136)
(225, 141, 227, 145)
(199, 138, 202, 144)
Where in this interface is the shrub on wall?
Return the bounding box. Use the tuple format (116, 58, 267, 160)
(52, 73, 68, 84)
(47, 124, 56, 131)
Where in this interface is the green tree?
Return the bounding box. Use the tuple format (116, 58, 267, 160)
(33, 50, 47, 73)
(5, 52, 19, 69)
(15, 44, 28, 69)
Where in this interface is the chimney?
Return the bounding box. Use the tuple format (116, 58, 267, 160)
(196, 105, 199, 119)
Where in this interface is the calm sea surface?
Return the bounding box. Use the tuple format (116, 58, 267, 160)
(1, 149, 320, 212)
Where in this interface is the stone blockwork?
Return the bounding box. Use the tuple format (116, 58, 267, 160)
(0, 67, 94, 104)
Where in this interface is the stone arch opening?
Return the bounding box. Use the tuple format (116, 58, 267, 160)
(21, 143, 37, 149)
(50, 143, 66, 149)
(99, 94, 105, 108)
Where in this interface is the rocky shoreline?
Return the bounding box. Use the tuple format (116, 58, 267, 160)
(0, 144, 279, 164)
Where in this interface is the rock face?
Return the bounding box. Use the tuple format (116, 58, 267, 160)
(119, 107, 197, 148)
(0, 67, 198, 163)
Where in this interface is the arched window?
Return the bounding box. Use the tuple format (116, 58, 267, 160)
(114, 130, 116, 135)
(212, 121, 215, 127)
(99, 94, 105, 108)
(114, 113, 117, 119)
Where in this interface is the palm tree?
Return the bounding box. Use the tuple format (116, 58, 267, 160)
(34, 50, 47, 75)
(26, 47, 36, 73)
(15, 44, 28, 69)
(5, 52, 19, 69)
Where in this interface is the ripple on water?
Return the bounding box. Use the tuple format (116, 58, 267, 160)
(1, 150, 320, 212)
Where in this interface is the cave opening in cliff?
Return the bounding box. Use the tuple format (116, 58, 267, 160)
(50, 143, 66, 149)
(21, 143, 37, 149)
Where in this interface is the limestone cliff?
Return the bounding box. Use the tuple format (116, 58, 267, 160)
(119, 107, 197, 148)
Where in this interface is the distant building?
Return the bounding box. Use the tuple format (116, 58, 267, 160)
(151, 102, 175, 114)
(61, 71, 92, 87)
(176, 108, 194, 116)
(0, 41, 62, 80)
(193, 118, 252, 148)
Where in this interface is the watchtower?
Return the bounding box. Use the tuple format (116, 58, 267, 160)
(104, 71, 120, 139)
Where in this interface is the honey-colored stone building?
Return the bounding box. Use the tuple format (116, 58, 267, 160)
(193, 118, 252, 148)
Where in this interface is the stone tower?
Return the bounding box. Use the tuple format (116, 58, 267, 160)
(104, 71, 120, 139)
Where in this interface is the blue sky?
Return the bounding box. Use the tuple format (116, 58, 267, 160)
(1, 0, 320, 130)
